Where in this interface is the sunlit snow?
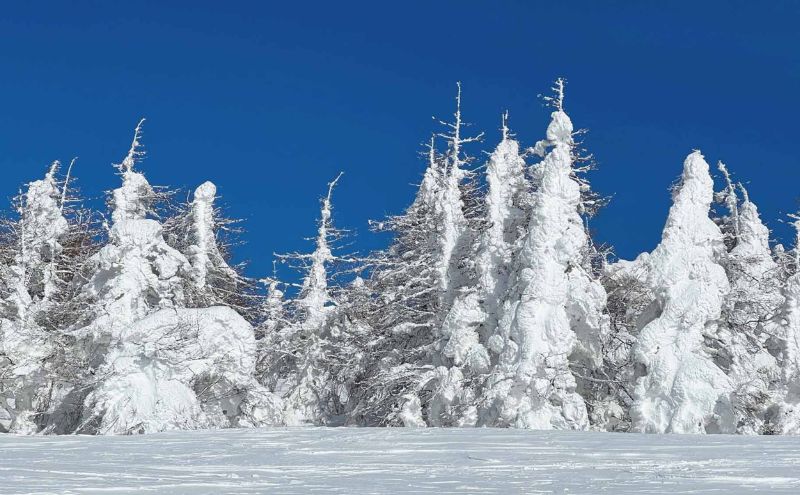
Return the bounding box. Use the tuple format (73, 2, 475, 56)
(1, 428, 799, 494)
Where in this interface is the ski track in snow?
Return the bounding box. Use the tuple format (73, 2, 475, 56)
(1, 428, 800, 494)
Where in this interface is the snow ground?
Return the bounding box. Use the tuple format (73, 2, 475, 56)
(1, 428, 799, 494)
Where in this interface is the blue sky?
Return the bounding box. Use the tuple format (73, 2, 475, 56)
(1, 1, 798, 280)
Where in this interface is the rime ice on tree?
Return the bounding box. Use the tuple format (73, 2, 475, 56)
(0, 163, 70, 433)
(714, 164, 782, 434)
(479, 80, 608, 430)
(74, 121, 281, 434)
(631, 151, 734, 434)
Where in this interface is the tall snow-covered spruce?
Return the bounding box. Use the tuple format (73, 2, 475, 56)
(349, 138, 449, 426)
(0, 163, 70, 432)
(478, 80, 609, 429)
(264, 173, 352, 425)
(477, 113, 530, 347)
(430, 83, 488, 426)
(630, 151, 733, 434)
(714, 164, 782, 434)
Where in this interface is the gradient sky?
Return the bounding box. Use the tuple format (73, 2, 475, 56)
(1, 1, 798, 281)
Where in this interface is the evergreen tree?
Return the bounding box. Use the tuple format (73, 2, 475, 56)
(479, 80, 609, 429)
(478, 113, 530, 352)
(164, 181, 261, 320)
(0, 163, 70, 432)
(72, 121, 280, 434)
(713, 164, 782, 434)
(348, 139, 448, 426)
(630, 151, 734, 434)
(430, 83, 487, 426)
(267, 174, 351, 425)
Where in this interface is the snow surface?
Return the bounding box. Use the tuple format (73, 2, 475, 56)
(1, 428, 800, 494)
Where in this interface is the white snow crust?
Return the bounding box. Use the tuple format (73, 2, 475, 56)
(1, 428, 799, 494)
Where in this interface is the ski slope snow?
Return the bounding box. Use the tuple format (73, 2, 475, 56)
(1, 428, 799, 494)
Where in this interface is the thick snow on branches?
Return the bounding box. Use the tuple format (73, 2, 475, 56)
(479, 88, 608, 429)
(2, 80, 800, 437)
(629, 151, 733, 433)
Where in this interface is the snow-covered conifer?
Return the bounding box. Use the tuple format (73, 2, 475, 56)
(476, 112, 530, 346)
(73, 121, 280, 434)
(713, 164, 782, 434)
(429, 83, 488, 426)
(479, 80, 609, 430)
(76, 120, 189, 340)
(348, 138, 448, 426)
(269, 174, 350, 425)
(163, 180, 260, 319)
(630, 151, 734, 434)
(0, 162, 70, 432)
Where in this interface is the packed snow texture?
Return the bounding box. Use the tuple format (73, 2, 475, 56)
(1, 428, 800, 494)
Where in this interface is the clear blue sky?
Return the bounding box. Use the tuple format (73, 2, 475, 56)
(1, 1, 798, 280)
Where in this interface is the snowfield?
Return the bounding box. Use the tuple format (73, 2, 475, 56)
(2, 428, 800, 494)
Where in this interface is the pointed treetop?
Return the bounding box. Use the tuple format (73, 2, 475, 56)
(717, 161, 740, 238)
(434, 82, 483, 176)
(117, 118, 146, 173)
(46, 160, 60, 180)
(718, 161, 736, 195)
(449, 81, 464, 149)
(60, 157, 78, 213)
(501, 110, 510, 141)
(543, 77, 566, 111)
(325, 172, 344, 210)
(317, 171, 344, 247)
(427, 135, 437, 167)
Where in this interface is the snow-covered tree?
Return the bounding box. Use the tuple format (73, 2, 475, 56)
(0, 162, 70, 432)
(266, 173, 352, 425)
(71, 120, 280, 434)
(766, 216, 800, 434)
(76, 120, 189, 342)
(630, 151, 734, 434)
(427, 83, 488, 426)
(348, 85, 486, 427)
(713, 164, 782, 434)
(434, 112, 533, 426)
(479, 80, 609, 430)
(477, 113, 530, 348)
(163, 181, 261, 320)
(347, 139, 447, 426)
